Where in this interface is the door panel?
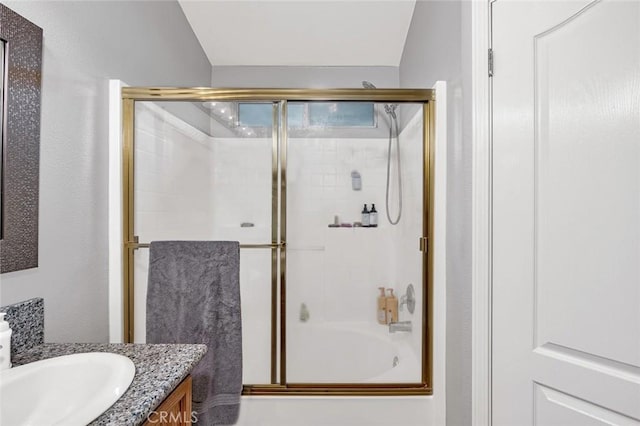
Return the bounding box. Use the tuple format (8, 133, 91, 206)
(492, 0, 640, 424)
(131, 100, 276, 385)
(533, 344, 640, 419)
(534, 0, 640, 366)
(284, 102, 426, 384)
(534, 385, 640, 426)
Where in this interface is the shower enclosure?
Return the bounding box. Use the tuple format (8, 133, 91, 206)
(121, 87, 434, 395)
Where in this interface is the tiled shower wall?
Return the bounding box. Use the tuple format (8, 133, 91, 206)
(286, 137, 396, 325)
(133, 102, 424, 383)
(285, 110, 423, 340)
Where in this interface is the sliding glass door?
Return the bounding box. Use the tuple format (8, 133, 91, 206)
(285, 102, 426, 385)
(122, 89, 434, 394)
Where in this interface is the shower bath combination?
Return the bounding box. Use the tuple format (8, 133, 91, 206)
(120, 86, 435, 404)
(362, 81, 402, 225)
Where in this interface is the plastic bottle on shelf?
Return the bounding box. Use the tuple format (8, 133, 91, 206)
(361, 204, 370, 227)
(370, 204, 378, 227)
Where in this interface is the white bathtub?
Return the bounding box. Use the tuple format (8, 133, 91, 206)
(287, 322, 420, 383)
(236, 321, 433, 426)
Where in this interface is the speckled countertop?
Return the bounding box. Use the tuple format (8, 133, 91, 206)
(13, 343, 207, 426)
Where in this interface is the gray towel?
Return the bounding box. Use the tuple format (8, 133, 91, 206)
(146, 241, 242, 425)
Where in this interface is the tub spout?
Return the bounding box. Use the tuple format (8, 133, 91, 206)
(388, 321, 412, 333)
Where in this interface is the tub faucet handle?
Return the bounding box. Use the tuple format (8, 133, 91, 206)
(399, 283, 415, 314)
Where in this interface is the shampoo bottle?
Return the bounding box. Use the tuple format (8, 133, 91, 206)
(0, 313, 12, 370)
(370, 204, 378, 227)
(361, 204, 370, 227)
(377, 287, 387, 324)
(386, 289, 398, 324)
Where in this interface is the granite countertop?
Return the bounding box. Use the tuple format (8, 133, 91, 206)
(13, 343, 207, 426)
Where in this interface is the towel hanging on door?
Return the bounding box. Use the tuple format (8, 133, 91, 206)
(146, 240, 242, 425)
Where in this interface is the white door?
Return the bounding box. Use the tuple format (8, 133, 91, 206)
(492, 0, 640, 424)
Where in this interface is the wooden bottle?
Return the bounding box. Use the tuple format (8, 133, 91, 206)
(386, 288, 398, 324)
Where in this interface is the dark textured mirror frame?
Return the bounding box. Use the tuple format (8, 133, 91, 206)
(0, 4, 42, 274)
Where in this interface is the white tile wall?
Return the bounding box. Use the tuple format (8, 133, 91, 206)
(210, 138, 272, 243)
(286, 137, 390, 332)
(134, 103, 216, 243)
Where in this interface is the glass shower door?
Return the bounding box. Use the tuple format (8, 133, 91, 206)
(284, 102, 426, 384)
(131, 100, 279, 385)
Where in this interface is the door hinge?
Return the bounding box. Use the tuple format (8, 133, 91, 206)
(488, 49, 494, 77)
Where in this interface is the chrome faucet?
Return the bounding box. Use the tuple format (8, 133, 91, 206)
(389, 321, 412, 333)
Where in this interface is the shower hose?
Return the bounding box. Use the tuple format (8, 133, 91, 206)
(386, 113, 402, 225)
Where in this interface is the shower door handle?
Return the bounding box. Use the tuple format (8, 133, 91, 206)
(419, 237, 428, 253)
(235, 242, 286, 249)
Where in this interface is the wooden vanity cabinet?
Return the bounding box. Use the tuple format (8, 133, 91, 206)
(144, 375, 193, 426)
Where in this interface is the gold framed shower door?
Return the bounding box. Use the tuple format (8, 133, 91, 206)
(121, 87, 435, 396)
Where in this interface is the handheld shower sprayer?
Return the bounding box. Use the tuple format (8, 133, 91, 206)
(384, 103, 398, 119)
(361, 81, 402, 225)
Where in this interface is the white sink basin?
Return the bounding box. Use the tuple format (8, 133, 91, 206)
(0, 352, 135, 426)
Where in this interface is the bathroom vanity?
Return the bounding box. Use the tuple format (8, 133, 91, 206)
(1, 299, 207, 425)
(12, 343, 206, 425)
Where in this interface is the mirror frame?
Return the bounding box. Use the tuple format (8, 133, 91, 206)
(0, 4, 43, 273)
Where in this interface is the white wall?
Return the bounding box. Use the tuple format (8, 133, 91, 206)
(0, 1, 211, 343)
(399, 2, 472, 425)
(212, 65, 399, 88)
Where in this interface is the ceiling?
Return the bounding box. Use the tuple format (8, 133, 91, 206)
(178, 1, 417, 67)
